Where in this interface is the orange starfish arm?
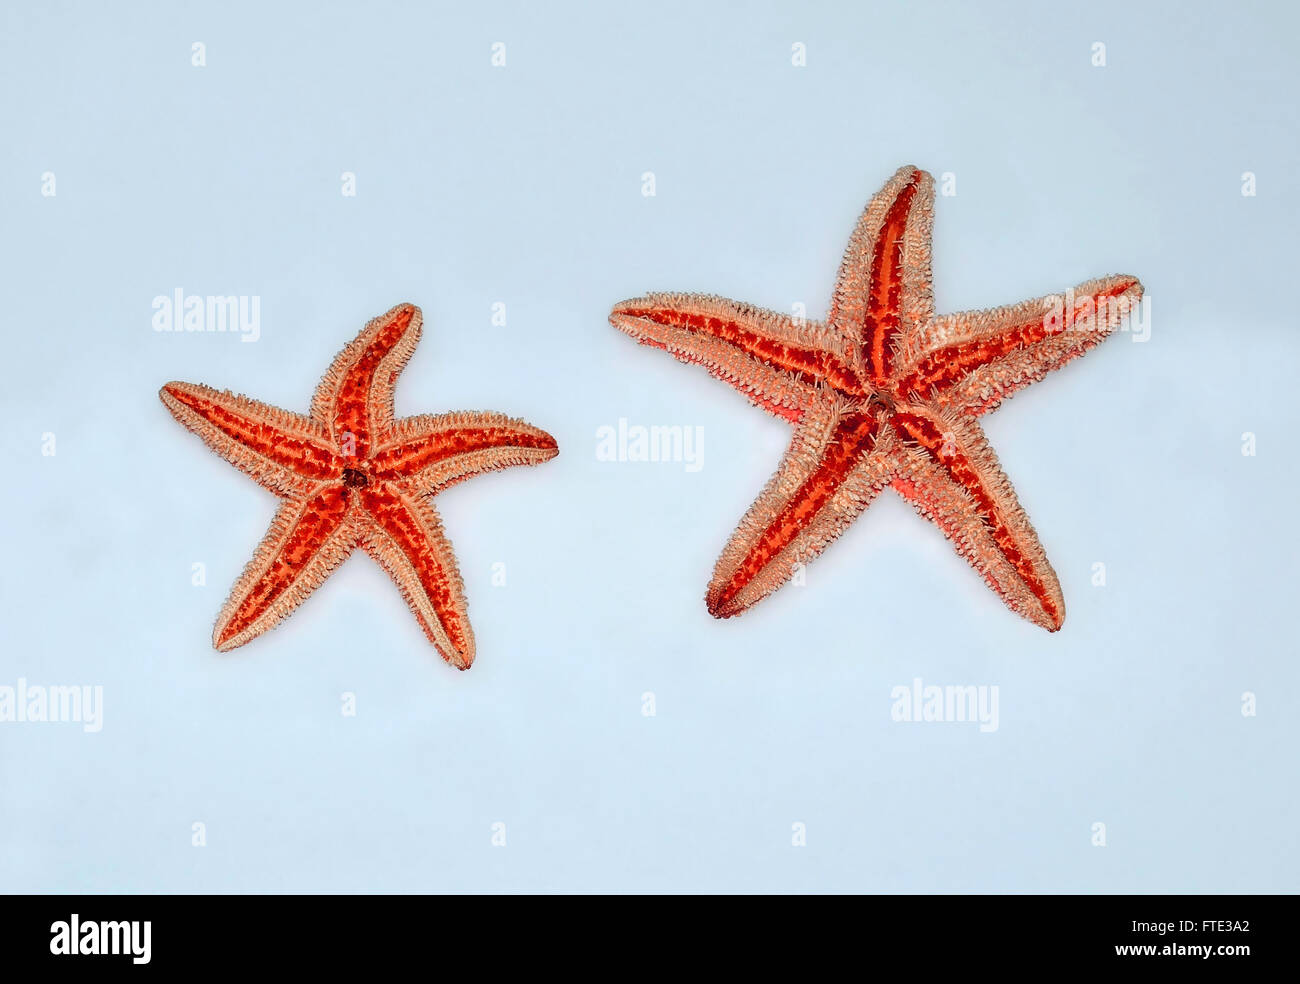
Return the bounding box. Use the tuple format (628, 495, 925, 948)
(159, 382, 344, 496)
(828, 165, 935, 385)
(312, 303, 422, 456)
(371, 411, 559, 495)
(358, 486, 474, 669)
(707, 396, 896, 617)
(213, 487, 357, 651)
(889, 405, 1064, 630)
(609, 294, 866, 421)
(896, 275, 1144, 414)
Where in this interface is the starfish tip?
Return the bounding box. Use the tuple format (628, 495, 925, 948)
(607, 303, 636, 330)
(1033, 604, 1065, 633)
(212, 629, 240, 653)
(446, 648, 474, 671)
(895, 163, 931, 183)
(368, 302, 423, 341)
(705, 591, 739, 620)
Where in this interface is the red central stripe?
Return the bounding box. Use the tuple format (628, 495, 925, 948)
(619, 306, 868, 397)
(890, 411, 1058, 622)
(371, 427, 557, 481)
(360, 485, 468, 654)
(165, 387, 342, 480)
(218, 487, 351, 645)
(898, 279, 1139, 398)
(332, 307, 414, 457)
(712, 412, 878, 613)
(863, 174, 920, 384)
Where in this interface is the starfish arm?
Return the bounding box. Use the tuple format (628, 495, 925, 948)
(895, 275, 1144, 414)
(370, 411, 559, 496)
(311, 303, 422, 457)
(827, 166, 936, 383)
(706, 396, 896, 618)
(610, 293, 866, 421)
(160, 382, 344, 496)
(888, 404, 1064, 630)
(358, 486, 475, 669)
(213, 487, 357, 651)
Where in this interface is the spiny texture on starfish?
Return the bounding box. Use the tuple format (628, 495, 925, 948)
(160, 303, 558, 668)
(611, 166, 1142, 631)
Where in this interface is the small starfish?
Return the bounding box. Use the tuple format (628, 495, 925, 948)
(610, 165, 1143, 630)
(160, 303, 558, 668)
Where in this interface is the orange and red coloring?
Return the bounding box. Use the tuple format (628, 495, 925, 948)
(610, 165, 1143, 630)
(160, 303, 558, 668)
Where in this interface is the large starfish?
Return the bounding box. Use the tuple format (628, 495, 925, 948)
(160, 303, 558, 668)
(610, 165, 1142, 630)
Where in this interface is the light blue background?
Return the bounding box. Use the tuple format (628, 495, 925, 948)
(2, 1, 1297, 893)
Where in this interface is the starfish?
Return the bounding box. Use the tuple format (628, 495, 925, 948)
(159, 303, 558, 669)
(610, 165, 1143, 630)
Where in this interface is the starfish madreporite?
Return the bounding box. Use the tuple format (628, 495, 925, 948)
(160, 303, 558, 669)
(610, 165, 1143, 631)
